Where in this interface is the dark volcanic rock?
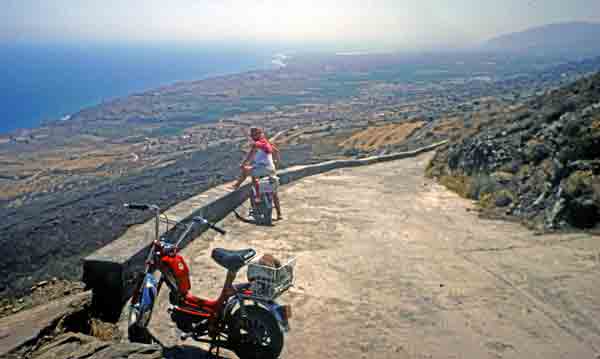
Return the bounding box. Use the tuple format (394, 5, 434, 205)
(567, 197, 599, 228)
(495, 193, 513, 207)
(428, 72, 600, 230)
(0, 145, 238, 298)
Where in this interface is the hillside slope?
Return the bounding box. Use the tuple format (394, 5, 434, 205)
(482, 22, 600, 58)
(427, 72, 600, 230)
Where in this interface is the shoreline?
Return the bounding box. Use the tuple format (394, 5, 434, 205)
(0, 51, 290, 137)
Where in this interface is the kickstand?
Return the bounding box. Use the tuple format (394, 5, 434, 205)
(208, 337, 221, 359)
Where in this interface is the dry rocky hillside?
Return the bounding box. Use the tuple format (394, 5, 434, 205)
(427, 72, 600, 231)
(339, 121, 425, 152)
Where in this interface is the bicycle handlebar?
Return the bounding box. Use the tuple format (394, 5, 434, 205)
(124, 203, 226, 235)
(124, 203, 154, 211)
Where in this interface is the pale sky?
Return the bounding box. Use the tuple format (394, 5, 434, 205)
(2, 0, 600, 50)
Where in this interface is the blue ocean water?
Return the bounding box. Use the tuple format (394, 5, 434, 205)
(0, 43, 277, 134)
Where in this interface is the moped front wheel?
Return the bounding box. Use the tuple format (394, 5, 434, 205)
(127, 274, 158, 343)
(128, 303, 154, 343)
(128, 322, 153, 344)
(228, 306, 284, 359)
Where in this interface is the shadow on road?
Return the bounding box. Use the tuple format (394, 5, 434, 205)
(163, 345, 232, 359)
(135, 328, 232, 359)
(233, 209, 274, 227)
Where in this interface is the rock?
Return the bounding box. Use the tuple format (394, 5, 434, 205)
(491, 171, 514, 185)
(546, 197, 566, 229)
(582, 102, 600, 116)
(527, 143, 550, 164)
(567, 197, 599, 228)
(532, 191, 546, 207)
(89, 318, 122, 342)
(500, 160, 523, 174)
(568, 159, 600, 172)
(564, 170, 594, 198)
(495, 193, 513, 207)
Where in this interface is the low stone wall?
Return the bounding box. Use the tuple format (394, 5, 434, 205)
(83, 140, 447, 319)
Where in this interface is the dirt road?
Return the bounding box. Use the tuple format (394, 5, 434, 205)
(147, 153, 600, 358)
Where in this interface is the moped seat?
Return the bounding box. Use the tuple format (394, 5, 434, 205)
(211, 248, 256, 272)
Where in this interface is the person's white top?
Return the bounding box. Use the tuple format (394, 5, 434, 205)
(254, 138, 276, 171)
(255, 148, 275, 170)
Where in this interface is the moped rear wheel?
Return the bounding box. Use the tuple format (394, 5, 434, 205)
(228, 306, 284, 359)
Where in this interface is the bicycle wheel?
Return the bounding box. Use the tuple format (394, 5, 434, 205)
(250, 195, 263, 223)
(262, 194, 273, 226)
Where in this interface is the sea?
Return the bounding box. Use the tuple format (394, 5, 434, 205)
(0, 42, 282, 134)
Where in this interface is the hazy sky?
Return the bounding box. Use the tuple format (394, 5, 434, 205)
(2, 0, 600, 50)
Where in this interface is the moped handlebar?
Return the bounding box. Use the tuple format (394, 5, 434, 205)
(193, 216, 227, 235)
(124, 203, 157, 211)
(124, 203, 226, 238)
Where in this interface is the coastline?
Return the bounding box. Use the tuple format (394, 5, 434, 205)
(0, 49, 289, 136)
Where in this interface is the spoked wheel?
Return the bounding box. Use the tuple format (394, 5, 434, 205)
(228, 306, 284, 359)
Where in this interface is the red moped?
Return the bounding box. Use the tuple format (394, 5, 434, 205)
(125, 203, 295, 359)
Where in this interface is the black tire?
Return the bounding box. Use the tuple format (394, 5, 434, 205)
(128, 323, 153, 344)
(250, 195, 272, 226)
(228, 306, 284, 359)
(249, 196, 261, 222)
(128, 305, 150, 343)
(261, 195, 273, 226)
